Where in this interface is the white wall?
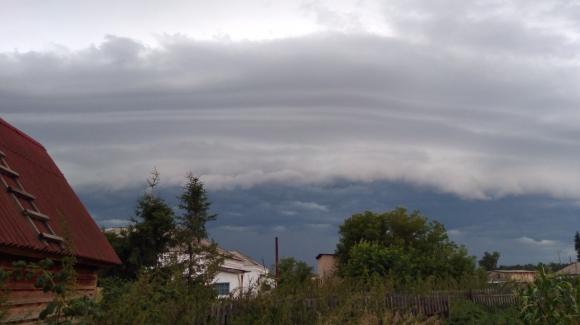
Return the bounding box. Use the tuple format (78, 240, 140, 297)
(212, 257, 269, 296)
(160, 246, 270, 297)
(213, 272, 241, 295)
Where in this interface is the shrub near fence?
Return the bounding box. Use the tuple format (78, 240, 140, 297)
(203, 289, 517, 324)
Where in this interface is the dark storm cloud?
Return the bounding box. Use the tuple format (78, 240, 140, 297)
(78, 182, 578, 266)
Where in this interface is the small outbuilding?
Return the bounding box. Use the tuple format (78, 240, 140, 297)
(316, 253, 337, 280)
(0, 118, 121, 323)
(488, 269, 537, 283)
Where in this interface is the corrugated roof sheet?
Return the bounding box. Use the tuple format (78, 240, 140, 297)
(0, 118, 120, 265)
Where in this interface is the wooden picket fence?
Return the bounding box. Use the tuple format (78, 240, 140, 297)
(382, 290, 517, 317)
(201, 289, 517, 324)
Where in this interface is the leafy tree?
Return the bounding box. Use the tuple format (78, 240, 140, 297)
(336, 207, 476, 280)
(575, 231, 580, 262)
(277, 257, 314, 288)
(478, 251, 500, 271)
(340, 241, 406, 278)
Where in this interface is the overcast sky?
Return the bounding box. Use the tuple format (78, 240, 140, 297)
(2, 0, 580, 266)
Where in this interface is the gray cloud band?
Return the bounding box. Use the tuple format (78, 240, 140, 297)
(2, 16, 580, 200)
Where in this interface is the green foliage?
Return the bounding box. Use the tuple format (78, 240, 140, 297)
(104, 171, 222, 283)
(222, 277, 445, 324)
(7, 223, 99, 324)
(176, 173, 216, 241)
(104, 169, 176, 279)
(448, 300, 520, 325)
(341, 241, 406, 278)
(336, 207, 476, 281)
(35, 256, 80, 324)
(93, 170, 223, 324)
(220, 275, 509, 324)
(478, 251, 500, 271)
(128, 170, 175, 270)
(277, 257, 314, 289)
(6, 256, 99, 325)
(95, 277, 131, 315)
(100, 230, 132, 278)
(91, 269, 217, 324)
(518, 268, 580, 324)
(86, 181, 534, 324)
(171, 173, 222, 288)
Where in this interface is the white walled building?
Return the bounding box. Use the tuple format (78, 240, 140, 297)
(104, 228, 270, 297)
(159, 237, 270, 297)
(212, 249, 270, 297)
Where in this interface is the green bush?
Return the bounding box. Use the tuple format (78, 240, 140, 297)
(449, 299, 519, 325)
(92, 269, 217, 325)
(518, 269, 580, 324)
(336, 208, 477, 281)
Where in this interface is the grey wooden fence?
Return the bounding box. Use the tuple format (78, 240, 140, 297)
(201, 289, 517, 324)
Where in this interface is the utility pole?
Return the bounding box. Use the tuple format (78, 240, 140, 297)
(275, 237, 279, 286)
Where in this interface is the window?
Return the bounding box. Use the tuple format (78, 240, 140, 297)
(213, 282, 230, 296)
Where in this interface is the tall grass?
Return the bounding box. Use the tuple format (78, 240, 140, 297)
(206, 274, 493, 324)
(89, 272, 515, 324)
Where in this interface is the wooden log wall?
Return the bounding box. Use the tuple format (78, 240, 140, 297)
(0, 259, 98, 324)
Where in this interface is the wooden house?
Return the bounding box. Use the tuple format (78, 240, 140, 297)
(0, 118, 120, 323)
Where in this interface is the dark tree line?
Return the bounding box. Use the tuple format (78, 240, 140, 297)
(478, 251, 500, 271)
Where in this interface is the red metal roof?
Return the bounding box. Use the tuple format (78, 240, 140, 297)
(0, 118, 120, 265)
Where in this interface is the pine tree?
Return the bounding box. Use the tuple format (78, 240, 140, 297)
(175, 173, 221, 287)
(125, 169, 175, 277)
(177, 173, 216, 241)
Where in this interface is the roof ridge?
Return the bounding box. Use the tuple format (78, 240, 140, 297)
(0, 118, 46, 151)
(229, 250, 263, 266)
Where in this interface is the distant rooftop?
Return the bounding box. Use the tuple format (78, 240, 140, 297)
(316, 253, 336, 259)
(557, 262, 580, 275)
